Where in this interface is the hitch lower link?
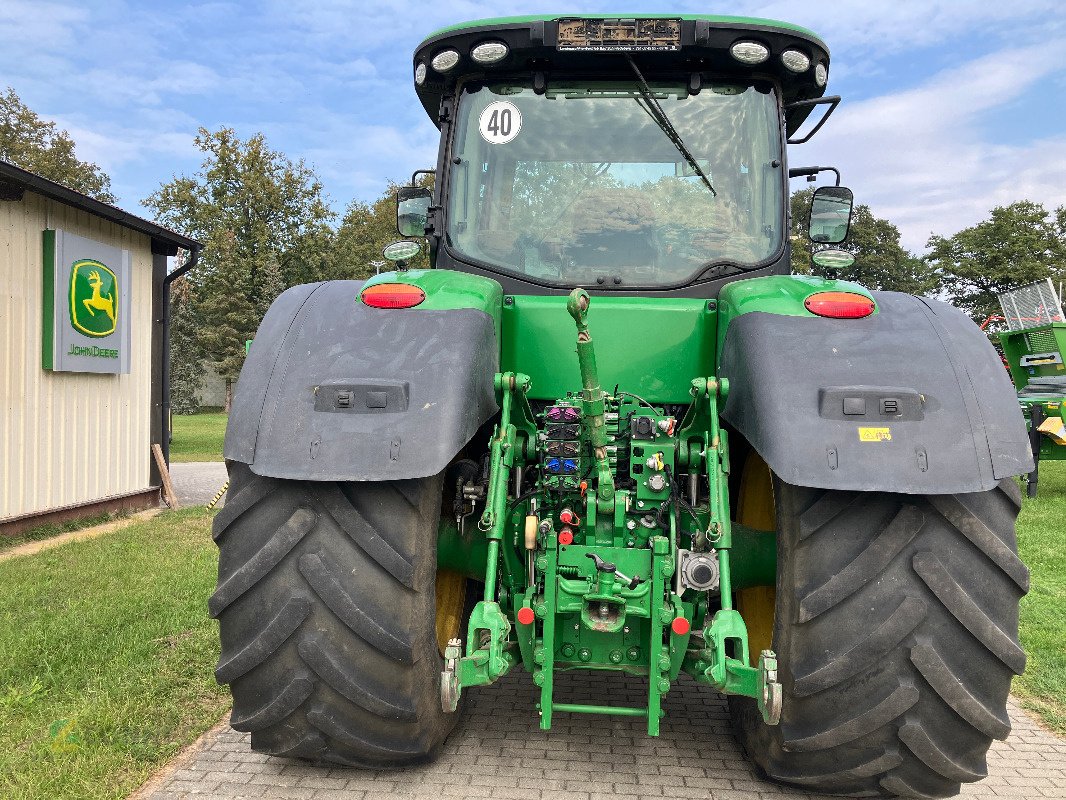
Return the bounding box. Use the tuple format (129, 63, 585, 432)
(682, 378, 782, 725)
(441, 372, 532, 712)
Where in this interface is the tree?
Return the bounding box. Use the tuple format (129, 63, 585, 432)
(329, 179, 430, 279)
(0, 87, 116, 202)
(196, 230, 261, 409)
(925, 201, 1066, 323)
(145, 127, 335, 408)
(169, 273, 204, 415)
(790, 187, 937, 295)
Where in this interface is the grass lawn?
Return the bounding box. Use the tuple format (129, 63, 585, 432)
(0, 508, 227, 800)
(0, 510, 130, 555)
(170, 412, 227, 462)
(1013, 460, 1066, 734)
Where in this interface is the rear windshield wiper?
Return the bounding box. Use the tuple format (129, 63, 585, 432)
(625, 55, 716, 197)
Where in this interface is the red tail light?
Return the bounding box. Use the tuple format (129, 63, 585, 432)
(804, 291, 875, 319)
(361, 283, 426, 309)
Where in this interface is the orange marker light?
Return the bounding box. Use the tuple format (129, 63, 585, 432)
(804, 291, 875, 319)
(361, 283, 426, 309)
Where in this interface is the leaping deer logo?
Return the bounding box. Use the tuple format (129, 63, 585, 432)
(83, 270, 116, 324)
(69, 259, 118, 337)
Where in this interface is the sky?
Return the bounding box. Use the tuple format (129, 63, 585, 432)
(2, 1, 1064, 252)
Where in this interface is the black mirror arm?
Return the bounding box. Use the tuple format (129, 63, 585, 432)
(784, 95, 840, 145)
(410, 169, 436, 186)
(788, 166, 841, 186)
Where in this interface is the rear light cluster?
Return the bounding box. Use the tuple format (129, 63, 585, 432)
(804, 291, 875, 319)
(361, 283, 425, 309)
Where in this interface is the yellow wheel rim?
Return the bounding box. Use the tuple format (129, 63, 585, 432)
(736, 451, 776, 666)
(435, 569, 466, 656)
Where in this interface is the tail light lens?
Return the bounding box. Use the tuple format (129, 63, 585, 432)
(804, 291, 875, 319)
(361, 283, 426, 309)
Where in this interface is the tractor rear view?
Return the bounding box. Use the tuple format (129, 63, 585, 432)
(211, 15, 1033, 798)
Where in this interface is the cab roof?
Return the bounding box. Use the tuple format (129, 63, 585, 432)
(412, 14, 831, 134)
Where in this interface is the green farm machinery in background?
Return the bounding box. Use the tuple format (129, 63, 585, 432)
(996, 279, 1066, 496)
(210, 15, 1034, 799)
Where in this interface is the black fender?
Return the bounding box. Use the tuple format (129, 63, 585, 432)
(223, 280, 499, 481)
(719, 292, 1033, 494)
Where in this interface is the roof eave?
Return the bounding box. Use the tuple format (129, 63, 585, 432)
(0, 160, 201, 255)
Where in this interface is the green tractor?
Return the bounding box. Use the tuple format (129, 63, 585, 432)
(211, 15, 1033, 799)
(995, 279, 1066, 497)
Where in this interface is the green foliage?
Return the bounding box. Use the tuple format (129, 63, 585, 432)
(926, 200, 1066, 323)
(329, 178, 430, 279)
(168, 273, 203, 415)
(145, 128, 335, 390)
(0, 87, 116, 203)
(0, 509, 228, 799)
(790, 187, 937, 294)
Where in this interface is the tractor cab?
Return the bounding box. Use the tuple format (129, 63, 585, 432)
(400, 15, 843, 296)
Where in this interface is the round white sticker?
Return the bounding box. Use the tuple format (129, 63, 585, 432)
(478, 101, 522, 144)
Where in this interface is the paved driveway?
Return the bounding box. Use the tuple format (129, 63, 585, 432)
(170, 462, 228, 507)
(141, 670, 1065, 799)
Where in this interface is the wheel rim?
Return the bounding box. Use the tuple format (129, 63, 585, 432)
(435, 568, 466, 655)
(736, 451, 776, 666)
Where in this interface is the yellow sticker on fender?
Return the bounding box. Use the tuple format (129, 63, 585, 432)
(859, 427, 892, 442)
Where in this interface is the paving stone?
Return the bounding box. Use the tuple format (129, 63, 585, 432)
(141, 671, 1066, 799)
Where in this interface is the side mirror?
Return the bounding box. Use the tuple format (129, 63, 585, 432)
(396, 186, 431, 238)
(808, 186, 854, 244)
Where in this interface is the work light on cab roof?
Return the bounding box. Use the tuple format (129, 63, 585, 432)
(412, 15, 833, 138)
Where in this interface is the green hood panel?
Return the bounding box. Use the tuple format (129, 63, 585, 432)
(501, 295, 714, 403)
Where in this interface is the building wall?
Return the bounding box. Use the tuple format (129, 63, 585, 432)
(0, 191, 154, 521)
(196, 362, 228, 409)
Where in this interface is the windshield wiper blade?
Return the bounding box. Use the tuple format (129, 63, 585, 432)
(625, 55, 716, 197)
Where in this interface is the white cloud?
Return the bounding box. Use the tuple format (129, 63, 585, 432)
(795, 43, 1066, 250)
(3, 1, 1064, 240)
(708, 0, 1062, 57)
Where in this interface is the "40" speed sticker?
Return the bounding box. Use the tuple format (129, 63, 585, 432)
(478, 101, 522, 144)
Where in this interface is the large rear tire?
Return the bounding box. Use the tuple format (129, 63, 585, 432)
(209, 461, 465, 767)
(730, 461, 1028, 798)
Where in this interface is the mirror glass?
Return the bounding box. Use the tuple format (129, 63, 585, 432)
(396, 186, 431, 238)
(382, 240, 422, 262)
(811, 248, 855, 270)
(808, 186, 854, 244)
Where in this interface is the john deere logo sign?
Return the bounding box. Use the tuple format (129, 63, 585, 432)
(43, 229, 131, 374)
(69, 260, 118, 337)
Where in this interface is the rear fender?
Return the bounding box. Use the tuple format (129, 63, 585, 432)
(225, 271, 503, 481)
(717, 277, 1032, 494)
